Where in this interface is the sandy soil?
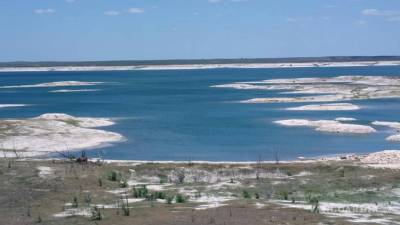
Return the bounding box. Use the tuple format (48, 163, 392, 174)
(1, 154, 399, 225)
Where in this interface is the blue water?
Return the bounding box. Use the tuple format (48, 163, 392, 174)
(1, 66, 400, 161)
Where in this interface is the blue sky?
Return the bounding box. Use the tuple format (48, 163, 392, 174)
(0, 0, 399, 61)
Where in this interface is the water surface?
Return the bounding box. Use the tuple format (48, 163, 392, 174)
(1, 66, 399, 161)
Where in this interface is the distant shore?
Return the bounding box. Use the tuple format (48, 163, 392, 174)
(1, 60, 400, 72)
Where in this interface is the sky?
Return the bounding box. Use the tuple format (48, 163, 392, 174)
(0, 0, 399, 61)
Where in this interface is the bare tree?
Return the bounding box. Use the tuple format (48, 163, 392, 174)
(274, 149, 280, 165)
(256, 154, 262, 180)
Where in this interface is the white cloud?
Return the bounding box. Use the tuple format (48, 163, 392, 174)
(324, 5, 336, 9)
(34, 9, 55, 14)
(286, 17, 297, 23)
(104, 10, 120, 16)
(285, 17, 319, 23)
(127, 8, 144, 14)
(355, 20, 367, 26)
(104, 8, 145, 16)
(362, 8, 400, 23)
(362, 8, 399, 16)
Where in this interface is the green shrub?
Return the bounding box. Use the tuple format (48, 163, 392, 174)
(147, 193, 155, 201)
(242, 190, 251, 199)
(158, 174, 168, 184)
(119, 179, 128, 188)
(85, 194, 91, 205)
(132, 185, 148, 198)
(309, 196, 319, 204)
(339, 169, 345, 177)
(154, 191, 166, 199)
(280, 190, 289, 200)
(98, 178, 103, 187)
(108, 171, 119, 182)
(72, 196, 78, 208)
(175, 194, 186, 203)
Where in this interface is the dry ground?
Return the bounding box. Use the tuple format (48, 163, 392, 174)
(0, 158, 396, 225)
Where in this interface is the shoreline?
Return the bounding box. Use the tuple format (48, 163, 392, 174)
(13, 151, 370, 165)
(12, 149, 400, 170)
(0, 60, 400, 72)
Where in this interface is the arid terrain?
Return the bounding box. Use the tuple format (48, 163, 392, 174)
(1, 153, 400, 225)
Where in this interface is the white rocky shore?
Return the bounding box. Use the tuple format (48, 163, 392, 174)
(371, 121, 400, 142)
(50, 89, 100, 93)
(213, 76, 400, 103)
(1, 61, 400, 72)
(0, 113, 124, 156)
(335, 117, 357, 122)
(361, 150, 400, 166)
(274, 119, 376, 134)
(0, 104, 29, 108)
(0, 81, 105, 89)
(215, 75, 400, 143)
(286, 103, 360, 111)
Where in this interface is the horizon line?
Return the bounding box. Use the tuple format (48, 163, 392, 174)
(1, 55, 400, 64)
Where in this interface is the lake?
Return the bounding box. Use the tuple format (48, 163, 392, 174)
(1, 66, 399, 161)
